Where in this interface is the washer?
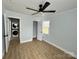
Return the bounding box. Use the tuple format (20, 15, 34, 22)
(12, 30, 19, 37)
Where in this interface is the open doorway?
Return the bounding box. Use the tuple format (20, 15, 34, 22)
(8, 17, 20, 41)
(33, 21, 38, 40)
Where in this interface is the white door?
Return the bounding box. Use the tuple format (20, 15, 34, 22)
(37, 21, 43, 41)
(4, 14, 11, 52)
(4, 16, 9, 52)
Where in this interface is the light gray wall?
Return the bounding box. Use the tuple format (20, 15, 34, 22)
(20, 15, 33, 42)
(44, 8, 77, 57)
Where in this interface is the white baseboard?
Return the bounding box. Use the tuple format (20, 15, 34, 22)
(33, 36, 36, 38)
(20, 38, 32, 43)
(44, 40, 76, 58)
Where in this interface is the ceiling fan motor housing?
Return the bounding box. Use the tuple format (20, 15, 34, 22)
(39, 4, 43, 11)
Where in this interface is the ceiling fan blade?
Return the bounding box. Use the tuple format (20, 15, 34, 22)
(32, 12, 39, 15)
(42, 10, 56, 13)
(26, 7, 38, 11)
(42, 2, 50, 11)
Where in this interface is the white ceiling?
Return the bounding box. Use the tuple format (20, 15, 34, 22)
(3, 0, 77, 15)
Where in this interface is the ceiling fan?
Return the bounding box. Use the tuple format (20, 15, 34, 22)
(26, 1, 56, 15)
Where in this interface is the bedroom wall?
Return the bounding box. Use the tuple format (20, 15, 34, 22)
(44, 8, 77, 57)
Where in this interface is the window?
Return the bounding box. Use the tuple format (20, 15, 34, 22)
(42, 21, 50, 34)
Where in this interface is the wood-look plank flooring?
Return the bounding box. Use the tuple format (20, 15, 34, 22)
(3, 38, 76, 59)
